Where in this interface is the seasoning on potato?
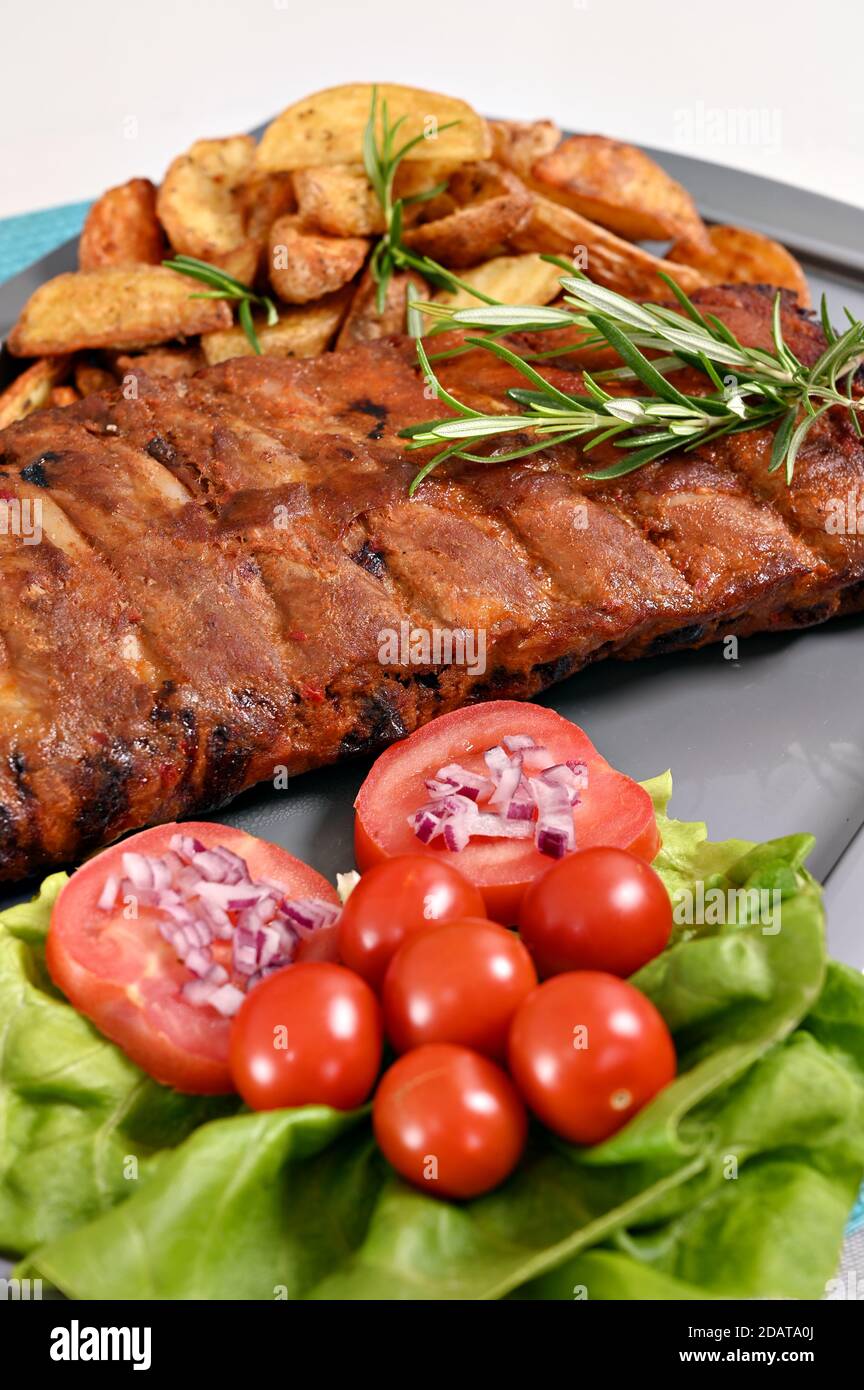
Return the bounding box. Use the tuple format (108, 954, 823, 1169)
(79, 178, 165, 271)
(7, 267, 232, 356)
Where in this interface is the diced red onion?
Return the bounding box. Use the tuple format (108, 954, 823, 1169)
(489, 761, 522, 810)
(97, 835, 340, 1015)
(409, 732, 584, 860)
(185, 946, 213, 978)
(209, 984, 246, 1018)
(506, 783, 536, 821)
(169, 833, 206, 861)
(97, 874, 120, 911)
(181, 978, 218, 1008)
(427, 762, 494, 802)
(484, 744, 512, 777)
(121, 852, 164, 891)
(410, 803, 450, 844)
(471, 813, 533, 840)
(536, 761, 587, 806)
(536, 822, 574, 858)
(281, 897, 340, 939)
(530, 776, 576, 857)
(443, 816, 473, 852)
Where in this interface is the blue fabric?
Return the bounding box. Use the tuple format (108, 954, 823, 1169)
(0, 200, 91, 285)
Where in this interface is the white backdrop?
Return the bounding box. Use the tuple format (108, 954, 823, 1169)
(1, 0, 862, 218)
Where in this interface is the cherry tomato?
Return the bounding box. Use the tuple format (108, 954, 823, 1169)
(508, 972, 676, 1145)
(354, 701, 660, 924)
(46, 822, 340, 1094)
(519, 847, 673, 978)
(230, 962, 382, 1111)
(338, 854, 485, 989)
(373, 1043, 527, 1199)
(382, 918, 537, 1059)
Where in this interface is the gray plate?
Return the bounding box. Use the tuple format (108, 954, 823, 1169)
(1, 148, 864, 975)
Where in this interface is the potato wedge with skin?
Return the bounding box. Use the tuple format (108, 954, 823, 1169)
(0, 356, 71, 429)
(431, 253, 564, 310)
(530, 135, 711, 253)
(79, 178, 165, 270)
(668, 224, 811, 307)
(238, 172, 297, 248)
(489, 119, 562, 180)
(403, 164, 533, 268)
(157, 136, 259, 284)
(201, 290, 351, 365)
(74, 360, 119, 396)
(257, 83, 490, 172)
(337, 267, 430, 348)
(7, 267, 232, 356)
(268, 216, 368, 304)
(293, 164, 385, 238)
(510, 196, 708, 300)
(392, 159, 464, 222)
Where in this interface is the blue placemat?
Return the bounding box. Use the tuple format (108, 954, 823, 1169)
(0, 200, 91, 286)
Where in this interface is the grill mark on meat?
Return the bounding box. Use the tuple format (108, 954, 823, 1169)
(0, 519, 177, 866)
(73, 739, 135, 845)
(2, 285, 863, 880)
(339, 688, 408, 757)
(459, 462, 700, 653)
(351, 539, 387, 578)
(348, 397, 389, 441)
(19, 453, 58, 488)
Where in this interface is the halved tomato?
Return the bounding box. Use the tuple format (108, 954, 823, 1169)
(354, 702, 660, 924)
(46, 822, 339, 1094)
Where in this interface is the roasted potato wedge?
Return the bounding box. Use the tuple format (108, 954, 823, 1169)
(0, 356, 71, 428)
(293, 164, 385, 238)
(431, 253, 564, 310)
(510, 196, 708, 300)
(392, 159, 464, 216)
(257, 83, 490, 171)
(50, 385, 79, 408)
(668, 224, 811, 307)
(337, 267, 430, 348)
(489, 119, 561, 180)
(268, 216, 368, 304)
(74, 359, 119, 396)
(403, 163, 533, 268)
(7, 267, 232, 356)
(201, 290, 351, 365)
(79, 178, 165, 270)
(113, 344, 205, 381)
(238, 171, 297, 248)
(157, 136, 259, 284)
(530, 135, 711, 253)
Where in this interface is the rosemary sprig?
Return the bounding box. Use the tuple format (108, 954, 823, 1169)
(402, 269, 864, 492)
(163, 254, 278, 354)
(362, 87, 501, 320)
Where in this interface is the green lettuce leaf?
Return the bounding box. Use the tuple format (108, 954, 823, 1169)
(12, 784, 863, 1300)
(0, 875, 236, 1256)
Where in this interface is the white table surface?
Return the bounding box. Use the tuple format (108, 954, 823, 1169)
(1, 0, 861, 219)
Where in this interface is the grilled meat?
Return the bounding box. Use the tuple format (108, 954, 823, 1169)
(0, 285, 862, 881)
